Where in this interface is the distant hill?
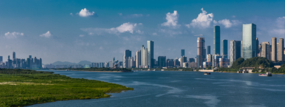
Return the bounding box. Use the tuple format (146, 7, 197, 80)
(51, 60, 92, 65)
(78, 60, 92, 65)
(231, 57, 274, 69)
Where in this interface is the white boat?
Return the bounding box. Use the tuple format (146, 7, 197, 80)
(204, 72, 211, 75)
(259, 72, 272, 77)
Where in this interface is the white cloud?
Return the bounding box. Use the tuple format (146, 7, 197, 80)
(270, 16, 285, 36)
(81, 22, 142, 35)
(162, 10, 179, 28)
(4, 32, 24, 39)
(79, 34, 84, 37)
(152, 33, 157, 35)
(40, 31, 52, 38)
(186, 8, 214, 29)
(214, 19, 240, 28)
(78, 8, 95, 17)
(70, 13, 73, 16)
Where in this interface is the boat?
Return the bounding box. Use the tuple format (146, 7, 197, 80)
(204, 72, 211, 75)
(259, 72, 272, 77)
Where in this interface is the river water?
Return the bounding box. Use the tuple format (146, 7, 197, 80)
(28, 71, 285, 107)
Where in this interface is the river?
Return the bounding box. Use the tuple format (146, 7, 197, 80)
(28, 70, 285, 107)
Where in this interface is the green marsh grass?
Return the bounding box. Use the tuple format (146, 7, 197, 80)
(0, 69, 133, 107)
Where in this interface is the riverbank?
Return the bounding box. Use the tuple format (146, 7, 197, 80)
(55, 68, 132, 72)
(0, 69, 133, 107)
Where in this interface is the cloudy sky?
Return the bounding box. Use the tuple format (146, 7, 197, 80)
(0, 0, 284, 64)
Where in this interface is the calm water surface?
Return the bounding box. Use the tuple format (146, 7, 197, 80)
(28, 71, 285, 107)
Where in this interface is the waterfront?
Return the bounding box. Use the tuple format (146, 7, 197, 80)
(29, 71, 285, 107)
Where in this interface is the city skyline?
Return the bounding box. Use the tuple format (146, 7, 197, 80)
(0, 0, 284, 64)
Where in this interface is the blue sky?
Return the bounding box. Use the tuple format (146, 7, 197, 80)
(0, 0, 284, 64)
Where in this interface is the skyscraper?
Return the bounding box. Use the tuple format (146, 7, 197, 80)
(207, 46, 211, 54)
(13, 52, 16, 64)
(277, 38, 284, 62)
(230, 40, 241, 66)
(197, 37, 205, 68)
(136, 50, 141, 68)
(242, 23, 257, 59)
(158, 56, 166, 67)
(271, 37, 277, 62)
(141, 45, 148, 68)
(261, 42, 270, 60)
(147, 40, 154, 68)
(256, 38, 259, 55)
(0, 56, 2, 62)
(222, 39, 228, 58)
(180, 56, 187, 67)
(181, 49, 185, 57)
(123, 50, 131, 68)
(213, 25, 220, 55)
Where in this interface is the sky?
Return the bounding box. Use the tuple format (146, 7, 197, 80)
(0, 0, 284, 64)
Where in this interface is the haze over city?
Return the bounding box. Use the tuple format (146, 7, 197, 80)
(0, 0, 284, 64)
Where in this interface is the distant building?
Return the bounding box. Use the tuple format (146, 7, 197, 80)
(180, 56, 187, 67)
(167, 59, 174, 68)
(271, 37, 277, 62)
(158, 56, 166, 68)
(197, 37, 205, 68)
(0, 56, 2, 62)
(189, 58, 195, 62)
(141, 45, 148, 68)
(174, 58, 180, 67)
(212, 54, 222, 68)
(222, 39, 228, 58)
(230, 40, 241, 66)
(147, 40, 154, 68)
(207, 54, 212, 63)
(207, 46, 211, 54)
(123, 50, 131, 68)
(242, 23, 257, 59)
(136, 50, 141, 68)
(277, 38, 284, 62)
(213, 25, 220, 55)
(261, 42, 271, 60)
(181, 49, 185, 57)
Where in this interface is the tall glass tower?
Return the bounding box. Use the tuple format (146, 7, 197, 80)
(207, 46, 211, 54)
(222, 39, 228, 58)
(181, 49, 185, 56)
(147, 40, 154, 68)
(213, 26, 220, 55)
(242, 23, 257, 60)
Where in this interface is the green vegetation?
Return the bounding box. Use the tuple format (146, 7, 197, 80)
(56, 67, 132, 72)
(231, 57, 273, 69)
(217, 57, 285, 74)
(0, 69, 133, 107)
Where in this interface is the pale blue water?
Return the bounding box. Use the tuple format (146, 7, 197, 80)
(29, 71, 285, 107)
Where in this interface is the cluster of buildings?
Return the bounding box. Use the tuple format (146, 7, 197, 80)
(43, 23, 284, 69)
(0, 52, 42, 69)
(118, 23, 284, 69)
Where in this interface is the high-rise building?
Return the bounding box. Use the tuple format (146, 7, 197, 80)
(136, 50, 141, 68)
(230, 40, 241, 66)
(189, 58, 195, 62)
(141, 45, 148, 68)
(271, 37, 277, 62)
(147, 40, 154, 68)
(158, 56, 166, 68)
(0, 56, 2, 62)
(213, 25, 220, 55)
(256, 38, 259, 55)
(207, 54, 212, 63)
(261, 42, 270, 60)
(123, 50, 131, 68)
(277, 38, 284, 62)
(207, 46, 211, 54)
(180, 56, 187, 67)
(174, 58, 180, 67)
(181, 49, 185, 57)
(167, 59, 174, 68)
(242, 23, 257, 59)
(13, 52, 16, 64)
(197, 37, 205, 68)
(222, 39, 228, 58)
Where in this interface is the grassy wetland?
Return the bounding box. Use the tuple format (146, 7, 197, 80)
(0, 69, 133, 107)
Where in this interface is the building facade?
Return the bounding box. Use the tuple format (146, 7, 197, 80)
(271, 37, 277, 62)
(213, 25, 221, 55)
(222, 39, 228, 58)
(277, 38, 284, 62)
(230, 40, 241, 66)
(242, 23, 257, 59)
(147, 40, 154, 68)
(197, 37, 205, 68)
